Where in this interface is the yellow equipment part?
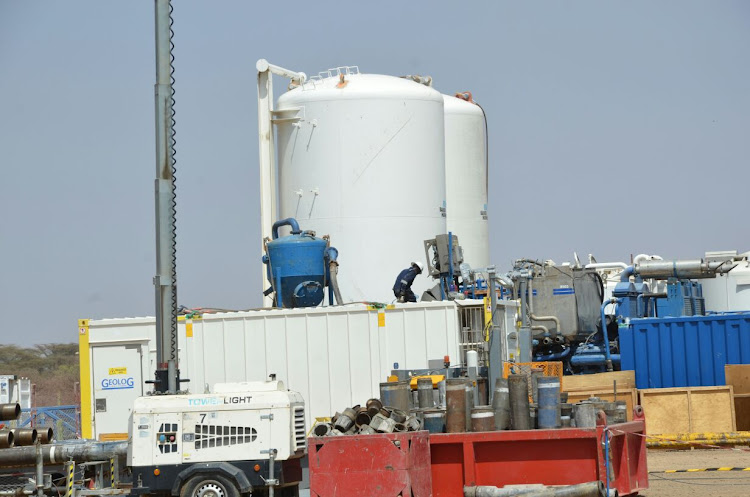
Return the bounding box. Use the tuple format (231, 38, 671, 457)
(409, 375, 445, 390)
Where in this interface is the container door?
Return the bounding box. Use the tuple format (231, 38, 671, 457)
(91, 344, 144, 439)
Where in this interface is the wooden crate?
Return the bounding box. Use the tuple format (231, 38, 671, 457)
(565, 387, 638, 421)
(725, 364, 750, 431)
(562, 371, 636, 392)
(639, 386, 736, 435)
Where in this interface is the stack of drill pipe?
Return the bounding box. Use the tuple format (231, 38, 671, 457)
(311, 398, 424, 436)
(492, 378, 510, 430)
(508, 374, 531, 430)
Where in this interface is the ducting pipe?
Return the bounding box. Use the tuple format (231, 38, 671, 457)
(528, 278, 562, 335)
(0, 441, 129, 468)
(0, 404, 20, 421)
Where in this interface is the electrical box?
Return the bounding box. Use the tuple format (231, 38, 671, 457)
(424, 234, 463, 277)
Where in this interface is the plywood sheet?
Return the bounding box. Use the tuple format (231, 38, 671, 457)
(566, 387, 637, 421)
(640, 390, 690, 435)
(640, 386, 735, 435)
(691, 390, 735, 433)
(725, 365, 750, 430)
(562, 371, 636, 392)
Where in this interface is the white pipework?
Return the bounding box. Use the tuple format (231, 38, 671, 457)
(256, 59, 306, 305)
(584, 262, 628, 270)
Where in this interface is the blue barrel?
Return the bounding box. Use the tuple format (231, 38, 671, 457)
(264, 218, 328, 308)
(537, 377, 561, 429)
(423, 409, 446, 433)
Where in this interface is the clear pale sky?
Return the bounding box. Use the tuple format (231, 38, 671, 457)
(1, 1, 748, 345)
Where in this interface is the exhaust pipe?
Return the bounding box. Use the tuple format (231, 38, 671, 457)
(0, 404, 21, 421)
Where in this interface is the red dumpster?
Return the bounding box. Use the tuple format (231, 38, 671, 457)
(429, 409, 648, 497)
(308, 431, 432, 497)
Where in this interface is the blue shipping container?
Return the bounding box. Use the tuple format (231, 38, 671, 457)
(620, 313, 750, 389)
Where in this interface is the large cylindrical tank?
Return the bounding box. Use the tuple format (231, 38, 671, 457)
(264, 218, 329, 308)
(275, 71, 446, 302)
(443, 95, 489, 268)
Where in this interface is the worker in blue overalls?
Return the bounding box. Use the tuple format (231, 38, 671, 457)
(393, 261, 424, 302)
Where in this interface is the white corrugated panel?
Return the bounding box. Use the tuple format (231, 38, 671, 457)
(85, 301, 463, 434)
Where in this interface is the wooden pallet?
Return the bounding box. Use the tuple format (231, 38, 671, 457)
(725, 365, 750, 431)
(639, 386, 736, 435)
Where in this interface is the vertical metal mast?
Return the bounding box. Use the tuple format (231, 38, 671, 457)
(153, 0, 179, 394)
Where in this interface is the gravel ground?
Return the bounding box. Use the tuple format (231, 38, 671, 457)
(640, 447, 750, 496)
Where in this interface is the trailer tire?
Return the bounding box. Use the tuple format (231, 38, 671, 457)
(180, 475, 240, 497)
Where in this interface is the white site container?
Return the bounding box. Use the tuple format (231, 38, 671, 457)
(274, 71, 446, 302)
(81, 301, 466, 440)
(701, 258, 750, 312)
(443, 94, 489, 269)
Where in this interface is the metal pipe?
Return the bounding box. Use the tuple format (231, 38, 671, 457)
(634, 259, 733, 280)
(256, 59, 307, 84)
(464, 481, 605, 497)
(417, 378, 434, 408)
(533, 346, 571, 362)
(445, 379, 467, 433)
(328, 260, 344, 305)
(11, 429, 37, 446)
(0, 441, 128, 468)
(0, 430, 13, 449)
(37, 428, 54, 445)
(600, 299, 620, 371)
(508, 374, 531, 430)
(491, 378, 510, 430)
(271, 218, 301, 239)
(0, 403, 20, 421)
(153, 0, 179, 394)
(584, 262, 628, 271)
(528, 277, 561, 335)
(35, 442, 43, 497)
(487, 266, 503, 396)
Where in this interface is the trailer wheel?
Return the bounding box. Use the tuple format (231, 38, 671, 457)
(180, 475, 240, 497)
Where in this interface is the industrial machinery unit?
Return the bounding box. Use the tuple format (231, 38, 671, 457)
(262, 217, 341, 308)
(507, 255, 742, 374)
(128, 380, 305, 497)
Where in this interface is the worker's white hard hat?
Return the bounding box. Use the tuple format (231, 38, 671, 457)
(412, 261, 424, 273)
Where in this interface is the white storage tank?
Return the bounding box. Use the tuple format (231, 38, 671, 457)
(443, 94, 489, 268)
(275, 68, 446, 303)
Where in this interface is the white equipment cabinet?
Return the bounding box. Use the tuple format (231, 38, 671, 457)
(82, 301, 468, 439)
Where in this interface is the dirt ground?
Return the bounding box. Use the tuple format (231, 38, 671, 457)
(640, 447, 750, 496)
